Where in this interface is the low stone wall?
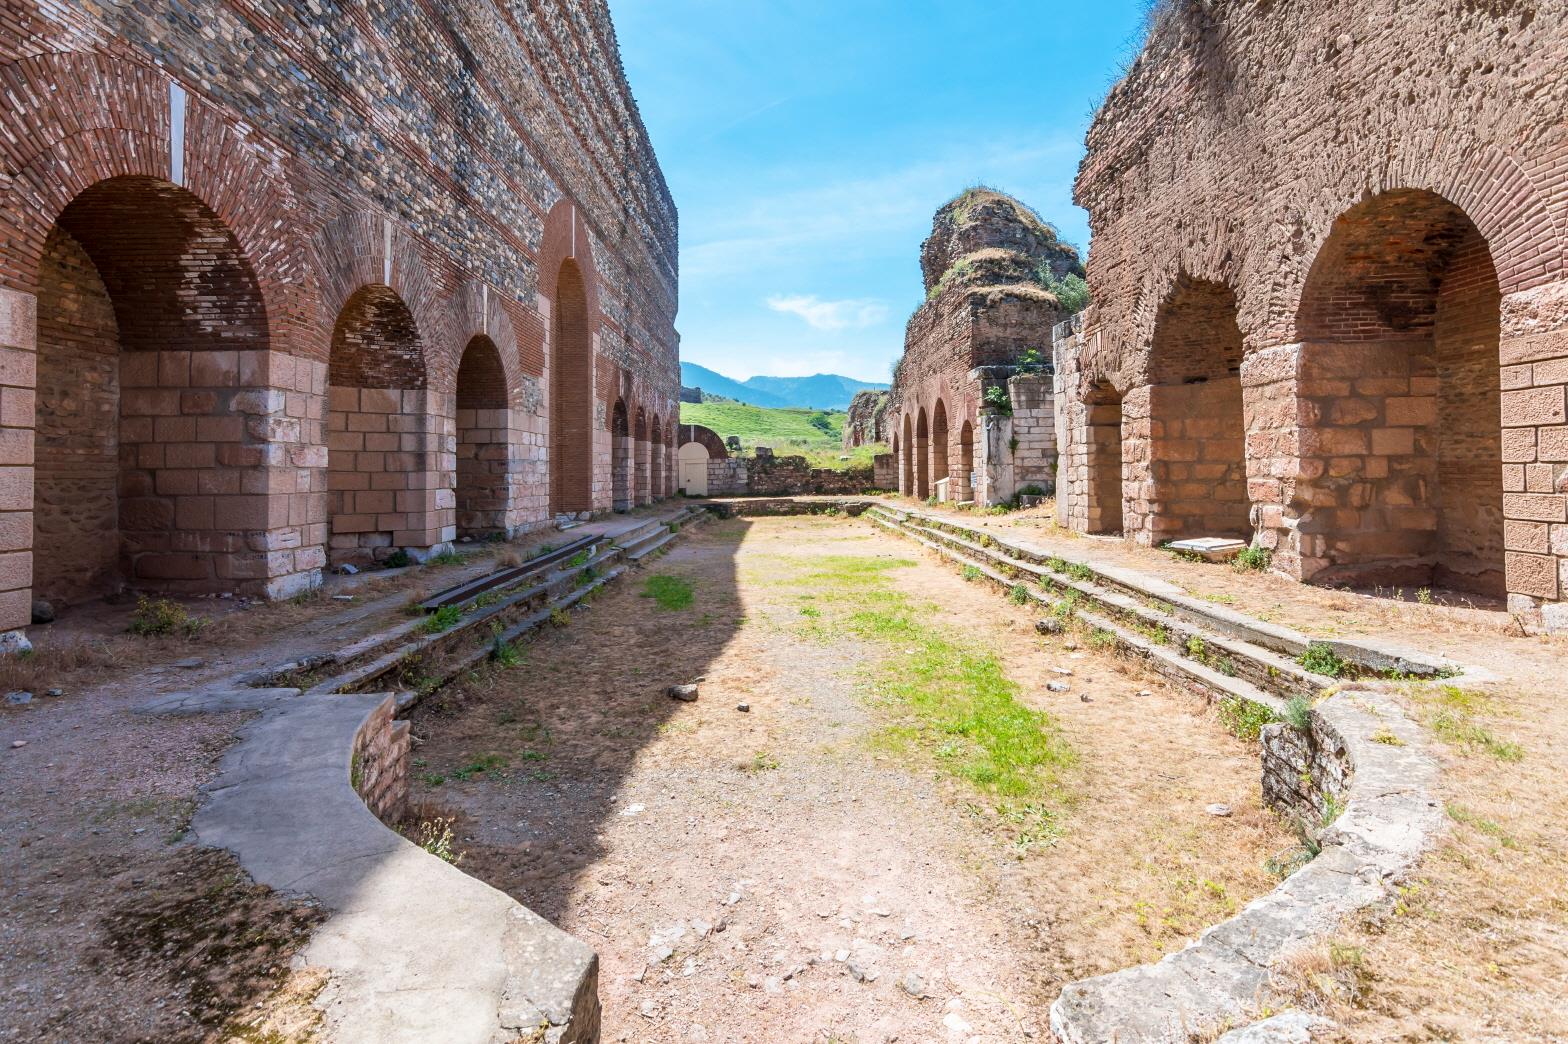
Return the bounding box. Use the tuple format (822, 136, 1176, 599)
(707, 458, 748, 496)
(873, 453, 897, 490)
(352, 695, 411, 822)
(1050, 688, 1442, 1043)
(744, 454, 876, 496)
(1261, 713, 1351, 844)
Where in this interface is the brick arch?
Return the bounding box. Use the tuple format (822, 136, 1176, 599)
(446, 280, 525, 407)
(914, 407, 930, 500)
(1281, 188, 1505, 595)
(651, 414, 665, 499)
(678, 424, 727, 459)
(611, 398, 632, 511)
(0, 52, 318, 360)
(957, 419, 975, 502)
(930, 398, 950, 498)
(314, 214, 449, 385)
(1143, 274, 1249, 542)
(454, 335, 509, 537)
(900, 413, 914, 496)
(31, 174, 275, 605)
(633, 405, 650, 506)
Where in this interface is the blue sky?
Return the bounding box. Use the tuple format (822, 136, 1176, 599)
(612, 1, 1150, 385)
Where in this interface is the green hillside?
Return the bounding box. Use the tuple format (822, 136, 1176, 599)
(678, 401, 886, 470)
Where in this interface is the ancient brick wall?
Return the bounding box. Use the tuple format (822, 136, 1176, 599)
(843, 390, 888, 449)
(1060, 0, 1568, 624)
(0, 0, 679, 626)
(889, 191, 1075, 506)
(744, 455, 876, 497)
(353, 694, 412, 824)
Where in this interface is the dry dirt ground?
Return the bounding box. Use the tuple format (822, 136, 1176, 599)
(0, 514, 671, 1043)
(410, 516, 1292, 1044)
(916, 498, 1568, 1043)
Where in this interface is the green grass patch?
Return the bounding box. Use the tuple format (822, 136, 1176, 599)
(420, 604, 463, 635)
(677, 401, 886, 471)
(793, 554, 1073, 803)
(641, 573, 694, 611)
(1297, 641, 1350, 678)
(1423, 685, 1523, 762)
(1218, 697, 1278, 741)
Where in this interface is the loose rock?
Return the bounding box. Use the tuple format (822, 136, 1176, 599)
(1206, 803, 1233, 817)
(1035, 619, 1063, 635)
(736, 702, 750, 713)
(668, 684, 700, 702)
(1047, 681, 1071, 693)
(30, 598, 54, 624)
(6, 690, 32, 705)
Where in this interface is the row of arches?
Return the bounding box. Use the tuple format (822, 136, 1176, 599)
(28, 172, 672, 604)
(1078, 188, 1507, 597)
(609, 399, 674, 511)
(895, 400, 975, 503)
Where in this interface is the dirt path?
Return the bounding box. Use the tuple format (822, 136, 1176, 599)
(411, 517, 1288, 1043)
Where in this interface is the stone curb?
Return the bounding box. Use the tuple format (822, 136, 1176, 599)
(1048, 688, 1443, 1043)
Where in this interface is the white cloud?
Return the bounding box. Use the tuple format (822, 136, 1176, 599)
(765, 294, 889, 332)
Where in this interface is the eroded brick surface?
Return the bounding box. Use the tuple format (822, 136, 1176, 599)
(1055, 0, 1568, 616)
(2, 0, 679, 625)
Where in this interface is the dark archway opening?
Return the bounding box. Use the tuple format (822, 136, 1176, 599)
(455, 335, 509, 539)
(1296, 189, 1504, 595)
(550, 260, 593, 515)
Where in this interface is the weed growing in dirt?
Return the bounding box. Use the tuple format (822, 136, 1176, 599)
(491, 632, 523, 668)
(1233, 546, 1272, 572)
(1009, 583, 1030, 605)
(641, 573, 694, 610)
(1445, 802, 1521, 849)
(566, 549, 592, 569)
(450, 753, 506, 780)
(420, 604, 462, 635)
(128, 596, 204, 638)
(961, 565, 983, 582)
(1218, 697, 1278, 741)
(428, 549, 467, 567)
(383, 549, 412, 569)
(1283, 695, 1314, 731)
(1297, 642, 1349, 677)
(550, 608, 571, 628)
(740, 750, 780, 772)
(1065, 562, 1094, 583)
(410, 817, 461, 863)
(1421, 685, 1524, 762)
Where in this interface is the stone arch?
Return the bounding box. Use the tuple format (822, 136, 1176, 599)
(915, 407, 931, 500)
(931, 399, 950, 500)
(651, 415, 666, 500)
(633, 406, 650, 506)
(551, 258, 594, 515)
(900, 413, 914, 496)
(32, 175, 270, 605)
(1289, 189, 1504, 595)
(1145, 275, 1249, 542)
(958, 420, 975, 503)
(328, 284, 437, 567)
(1084, 380, 1126, 536)
(611, 399, 632, 511)
(454, 335, 509, 538)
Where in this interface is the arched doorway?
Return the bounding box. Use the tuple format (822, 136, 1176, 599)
(454, 335, 509, 539)
(900, 414, 914, 495)
(33, 175, 269, 605)
(1147, 276, 1249, 542)
(550, 259, 593, 515)
(634, 407, 650, 506)
(651, 416, 665, 500)
(679, 441, 710, 496)
(958, 421, 975, 502)
(611, 399, 631, 512)
(328, 284, 428, 567)
(915, 408, 930, 500)
(1294, 189, 1503, 594)
(1085, 382, 1125, 535)
(931, 400, 950, 500)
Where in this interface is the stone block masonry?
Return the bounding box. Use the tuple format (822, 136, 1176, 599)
(1055, 0, 1568, 625)
(0, 0, 681, 629)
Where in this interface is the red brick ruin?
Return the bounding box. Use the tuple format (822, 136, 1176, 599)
(888, 190, 1080, 506)
(1054, 0, 1568, 628)
(1, 0, 680, 627)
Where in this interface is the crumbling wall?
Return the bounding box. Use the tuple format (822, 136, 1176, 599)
(843, 390, 889, 449)
(889, 190, 1077, 506)
(1061, 0, 1568, 622)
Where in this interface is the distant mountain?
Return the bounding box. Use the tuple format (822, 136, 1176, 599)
(679, 362, 888, 411)
(742, 373, 888, 411)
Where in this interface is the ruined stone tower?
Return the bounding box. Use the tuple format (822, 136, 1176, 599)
(889, 189, 1082, 506)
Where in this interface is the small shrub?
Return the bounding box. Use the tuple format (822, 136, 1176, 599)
(1065, 562, 1093, 583)
(1297, 642, 1349, 678)
(549, 608, 571, 628)
(1009, 583, 1030, 605)
(741, 750, 779, 773)
(128, 597, 203, 638)
(383, 549, 412, 569)
(1416, 587, 1433, 605)
(491, 632, 522, 668)
(420, 604, 462, 635)
(1017, 484, 1046, 497)
(1218, 697, 1278, 741)
(983, 385, 1012, 415)
(1233, 546, 1272, 573)
(1283, 695, 1314, 731)
(962, 565, 983, 582)
(428, 549, 467, 567)
(566, 549, 592, 569)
